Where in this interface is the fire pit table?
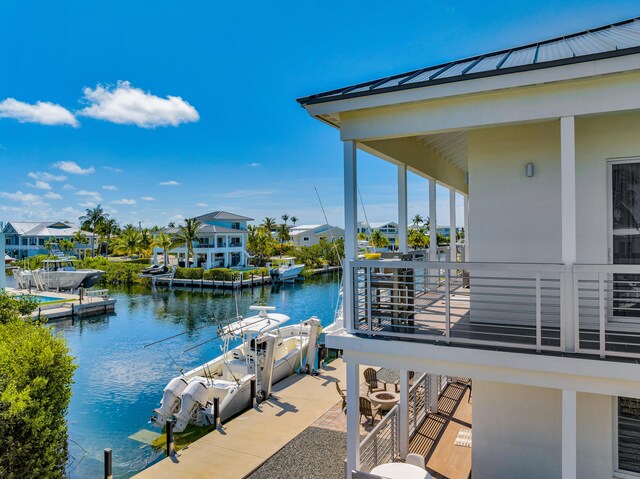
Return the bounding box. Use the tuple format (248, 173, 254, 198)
(370, 390, 400, 412)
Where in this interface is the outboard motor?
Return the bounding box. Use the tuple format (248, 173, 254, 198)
(173, 378, 210, 432)
(153, 377, 189, 426)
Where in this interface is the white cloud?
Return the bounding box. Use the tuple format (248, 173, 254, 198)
(44, 192, 63, 200)
(103, 166, 123, 173)
(55, 160, 95, 175)
(26, 180, 52, 190)
(216, 189, 276, 199)
(0, 98, 78, 126)
(194, 202, 208, 207)
(140, 196, 156, 201)
(159, 180, 180, 186)
(113, 198, 136, 205)
(76, 190, 102, 202)
(62, 184, 75, 190)
(79, 201, 97, 208)
(0, 190, 47, 206)
(78, 81, 199, 128)
(28, 171, 66, 182)
(102, 185, 118, 191)
(247, 162, 261, 167)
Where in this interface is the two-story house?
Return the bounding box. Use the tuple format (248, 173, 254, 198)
(289, 224, 345, 247)
(2, 221, 94, 259)
(357, 221, 399, 248)
(298, 16, 640, 479)
(156, 211, 253, 268)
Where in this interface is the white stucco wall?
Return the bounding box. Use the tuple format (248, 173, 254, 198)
(473, 380, 612, 479)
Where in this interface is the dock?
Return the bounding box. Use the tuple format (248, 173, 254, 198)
(132, 359, 346, 479)
(7, 288, 116, 321)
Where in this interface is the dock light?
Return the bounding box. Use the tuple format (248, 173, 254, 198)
(525, 162, 535, 177)
(464, 172, 469, 184)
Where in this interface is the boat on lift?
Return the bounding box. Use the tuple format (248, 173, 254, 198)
(39, 258, 104, 290)
(268, 257, 305, 283)
(152, 306, 321, 432)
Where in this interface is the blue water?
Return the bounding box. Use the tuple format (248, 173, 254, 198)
(53, 273, 341, 479)
(17, 294, 66, 303)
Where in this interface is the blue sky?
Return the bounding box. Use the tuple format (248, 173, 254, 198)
(0, 1, 638, 228)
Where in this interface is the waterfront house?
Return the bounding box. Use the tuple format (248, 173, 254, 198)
(2, 221, 94, 259)
(357, 221, 399, 248)
(289, 224, 345, 247)
(155, 211, 252, 268)
(298, 17, 640, 479)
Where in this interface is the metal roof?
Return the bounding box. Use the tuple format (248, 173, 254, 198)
(193, 211, 254, 222)
(2, 221, 93, 237)
(297, 17, 640, 106)
(162, 224, 248, 235)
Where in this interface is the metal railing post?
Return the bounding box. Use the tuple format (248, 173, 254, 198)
(366, 266, 372, 334)
(444, 268, 451, 343)
(535, 272, 542, 352)
(598, 273, 606, 358)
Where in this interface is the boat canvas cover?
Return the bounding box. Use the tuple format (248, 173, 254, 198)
(225, 313, 290, 335)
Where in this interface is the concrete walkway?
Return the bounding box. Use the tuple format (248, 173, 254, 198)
(133, 359, 346, 479)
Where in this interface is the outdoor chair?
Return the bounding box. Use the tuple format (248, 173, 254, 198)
(393, 370, 416, 393)
(360, 396, 382, 426)
(405, 453, 426, 470)
(363, 367, 388, 394)
(352, 471, 389, 479)
(335, 381, 347, 411)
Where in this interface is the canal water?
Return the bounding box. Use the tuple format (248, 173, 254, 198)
(54, 272, 341, 479)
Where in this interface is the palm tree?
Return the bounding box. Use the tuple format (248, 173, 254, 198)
(276, 223, 290, 255)
(79, 204, 108, 257)
(95, 218, 119, 258)
(281, 213, 289, 225)
(357, 232, 367, 241)
(369, 229, 390, 249)
(261, 217, 276, 233)
(58, 239, 75, 255)
(113, 229, 143, 258)
(139, 229, 154, 257)
(247, 226, 275, 266)
(408, 227, 429, 250)
(290, 216, 298, 226)
(72, 230, 89, 258)
(152, 233, 174, 266)
(44, 238, 58, 255)
(172, 218, 202, 268)
(412, 214, 424, 228)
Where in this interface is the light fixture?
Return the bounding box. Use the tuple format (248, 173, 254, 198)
(525, 162, 535, 177)
(464, 172, 469, 184)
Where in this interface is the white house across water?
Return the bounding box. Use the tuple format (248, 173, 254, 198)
(299, 16, 640, 479)
(2, 221, 95, 259)
(289, 224, 345, 247)
(155, 211, 252, 268)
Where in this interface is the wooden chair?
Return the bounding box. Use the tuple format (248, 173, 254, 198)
(360, 396, 382, 426)
(335, 381, 347, 411)
(363, 367, 388, 394)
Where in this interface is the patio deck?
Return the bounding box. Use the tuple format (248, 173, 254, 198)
(410, 381, 472, 479)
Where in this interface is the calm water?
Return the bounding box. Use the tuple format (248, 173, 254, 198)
(53, 273, 341, 479)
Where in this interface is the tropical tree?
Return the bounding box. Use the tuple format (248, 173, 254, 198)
(44, 238, 58, 255)
(246, 225, 275, 266)
(412, 214, 424, 228)
(172, 218, 202, 268)
(153, 233, 174, 266)
(369, 229, 390, 249)
(261, 217, 276, 233)
(112, 229, 143, 258)
(281, 213, 289, 225)
(79, 204, 108, 257)
(408, 227, 429, 250)
(58, 239, 75, 255)
(95, 218, 119, 258)
(290, 216, 298, 226)
(276, 223, 290, 255)
(139, 229, 154, 256)
(357, 232, 367, 241)
(71, 231, 89, 258)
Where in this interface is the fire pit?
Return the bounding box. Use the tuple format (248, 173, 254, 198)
(370, 390, 400, 411)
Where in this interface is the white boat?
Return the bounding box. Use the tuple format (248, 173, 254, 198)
(268, 257, 305, 282)
(37, 258, 103, 290)
(4, 254, 14, 265)
(152, 306, 321, 432)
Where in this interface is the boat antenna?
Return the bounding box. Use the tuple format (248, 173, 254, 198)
(358, 186, 371, 231)
(162, 344, 185, 375)
(180, 316, 265, 354)
(314, 185, 343, 269)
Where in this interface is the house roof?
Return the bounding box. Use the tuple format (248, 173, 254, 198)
(360, 221, 398, 229)
(3, 221, 93, 237)
(297, 17, 640, 106)
(290, 224, 323, 233)
(163, 224, 248, 235)
(193, 211, 253, 222)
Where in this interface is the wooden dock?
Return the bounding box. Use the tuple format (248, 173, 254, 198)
(132, 359, 346, 479)
(6, 288, 117, 321)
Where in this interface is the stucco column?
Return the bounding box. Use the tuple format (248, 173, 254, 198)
(463, 194, 470, 261)
(429, 373, 439, 413)
(399, 370, 411, 458)
(398, 164, 408, 254)
(562, 389, 577, 478)
(343, 140, 357, 332)
(561, 116, 576, 352)
(449, 188, 457, 261)
(346, 359, 360, 477)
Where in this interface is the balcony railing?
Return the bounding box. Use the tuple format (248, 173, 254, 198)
(351, 259, 640, 359)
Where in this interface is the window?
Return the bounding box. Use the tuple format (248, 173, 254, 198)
(303, 237, 310, 242)
(230, 238, 241, 247)
(618, 397, 640, 474)
(231, 222, 240, 230)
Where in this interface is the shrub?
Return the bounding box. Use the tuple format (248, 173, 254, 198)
(0, 293, 76, 479)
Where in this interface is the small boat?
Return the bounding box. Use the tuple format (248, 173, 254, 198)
(268, 257, 305, 283)
(152, 306, 320, 432)
(38, 258, 104, 290)
(141, 264, 169, 275)
(4, 254, 14, 265)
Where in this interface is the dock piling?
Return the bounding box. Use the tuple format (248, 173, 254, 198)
(213, 397, 220, 428)
(104, 448, 113, 479)
(250, 376, 256, 408)
(166, 420, 175, 457)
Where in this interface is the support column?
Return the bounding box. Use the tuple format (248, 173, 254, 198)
(153, 248, 158, 266)
(562, 389, 577, 479)
(346, 359, 360, 477)
(429, 179, 437, 262)
(561, 116, 576, 352)
(429, 374, 439, 413)
(343, 140, 358, 332)
(449, 188, 457, 262)
(399, 370, 410, 459)
(463, 194, 470, 262)
(397, 165, 408, 254)
(0, 225, 5, 290)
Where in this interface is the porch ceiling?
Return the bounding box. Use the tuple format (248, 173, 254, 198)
(418, 131, 468, 172)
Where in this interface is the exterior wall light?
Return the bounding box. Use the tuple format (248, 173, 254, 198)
(464, 172, 469, 184)
(525, 162, 535, 177)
